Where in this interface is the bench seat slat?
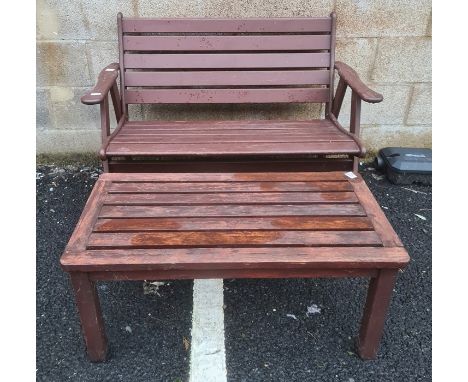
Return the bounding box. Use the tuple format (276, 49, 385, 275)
(122, 120, 332, 128)
(115, 130, 344, 137)
(111, 134, 352, 144)
(106, 141, 359, 156)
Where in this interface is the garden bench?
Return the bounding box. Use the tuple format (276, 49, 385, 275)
(61, 171, 409, 362)
(81, 13, 383, 173)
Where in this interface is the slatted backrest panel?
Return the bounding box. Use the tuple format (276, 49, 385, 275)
(118, 15, 336, 105)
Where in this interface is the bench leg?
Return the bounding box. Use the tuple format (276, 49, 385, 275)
(357, 269, 397, 360)
(70, 272, 108, 362)
(102, 159, 109, 173)
(353, 156, 359, 173)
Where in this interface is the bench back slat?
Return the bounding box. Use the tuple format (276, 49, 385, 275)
(122, 35, 332, 51)
(121, 17, 333, 33)
(118, 15, 335, 105)
(125, 70, 331, 87)
(124, 53, 331, 69)
(125, 88, 330, 104)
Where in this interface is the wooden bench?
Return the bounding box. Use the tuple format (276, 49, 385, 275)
(81, 13, 382, 173)
(60, 171, 409, 362)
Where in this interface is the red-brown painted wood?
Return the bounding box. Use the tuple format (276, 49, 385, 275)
(325, 12, 337, 116)
(103, 171, 349, 181)
(112, 133, 351, 143)
(114, 130, 344, 143)
(87, 268, 379, 281)
(82, 14, 386, 171)
(81, 63, 119, 105)
(63, 246, 408, 273)
(98, 203, 366, 219)
(103, 191, 358, 205)
(123, 35, 332, 51)
(87, 230, 382, 249)
(121, 17, 333, 33)
(117, 13, 127, 115)
(124, 52, 330, 69)
(61, 171, 408, 361)
(69, 272, 107, 362)
(124, 70, 331, 87)
(122, 120, 333, 128)
(335, 61, 383, 103)
(74, 12, 398, 362)
(103, 118, 361, 159)
(332, 77, 347, 118)
(125, 88, 330, 104)
(107, 158, 354, 173)
(357, 269, 398, 359)
(350, 176, 403, 247)
(106, 141, 359, 156)
(93, 216, 374, 232)
(108, 180, 353, 193)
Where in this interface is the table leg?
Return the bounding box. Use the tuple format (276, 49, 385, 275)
(70, 272, 108, 362)
(357, 269, 398, 360)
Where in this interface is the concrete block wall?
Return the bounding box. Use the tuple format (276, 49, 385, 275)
(36, 0, 432, 154)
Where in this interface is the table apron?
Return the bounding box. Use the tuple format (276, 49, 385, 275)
(86, 268, 379, 281)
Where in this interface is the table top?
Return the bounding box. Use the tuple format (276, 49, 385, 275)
(60, 172, 409, 274)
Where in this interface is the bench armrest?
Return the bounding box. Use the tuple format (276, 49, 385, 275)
(81, 63, 120, 105)
(334, 62, 383, 104)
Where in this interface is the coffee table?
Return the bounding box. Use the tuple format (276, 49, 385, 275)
(61, 171, 409, 362)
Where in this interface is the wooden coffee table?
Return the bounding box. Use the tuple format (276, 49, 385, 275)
(60, 172, 409, 362)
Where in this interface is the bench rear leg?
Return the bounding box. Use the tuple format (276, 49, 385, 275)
(70, 272, 108, 362)
(102, 159, 109, 173)
(357, 269, 397, 360)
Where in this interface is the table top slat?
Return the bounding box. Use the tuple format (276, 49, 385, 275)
(103, 191, 358, 205)
(87, 230, 382, 249)
(93, 216, 374, 232)
(99, 203, 366, 218)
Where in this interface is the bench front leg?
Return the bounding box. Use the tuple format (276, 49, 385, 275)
(70, 272, 108, 362)
(357, 269, 397, 360)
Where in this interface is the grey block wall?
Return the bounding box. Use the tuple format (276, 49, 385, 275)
(36, 0, 432, 154)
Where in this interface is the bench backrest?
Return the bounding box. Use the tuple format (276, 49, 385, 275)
(118, 13, 336, 113)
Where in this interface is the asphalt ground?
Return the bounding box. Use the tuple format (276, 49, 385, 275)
(36, 164, 431, 381)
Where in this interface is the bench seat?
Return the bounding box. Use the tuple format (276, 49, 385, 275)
(105, 119, 362, 157)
